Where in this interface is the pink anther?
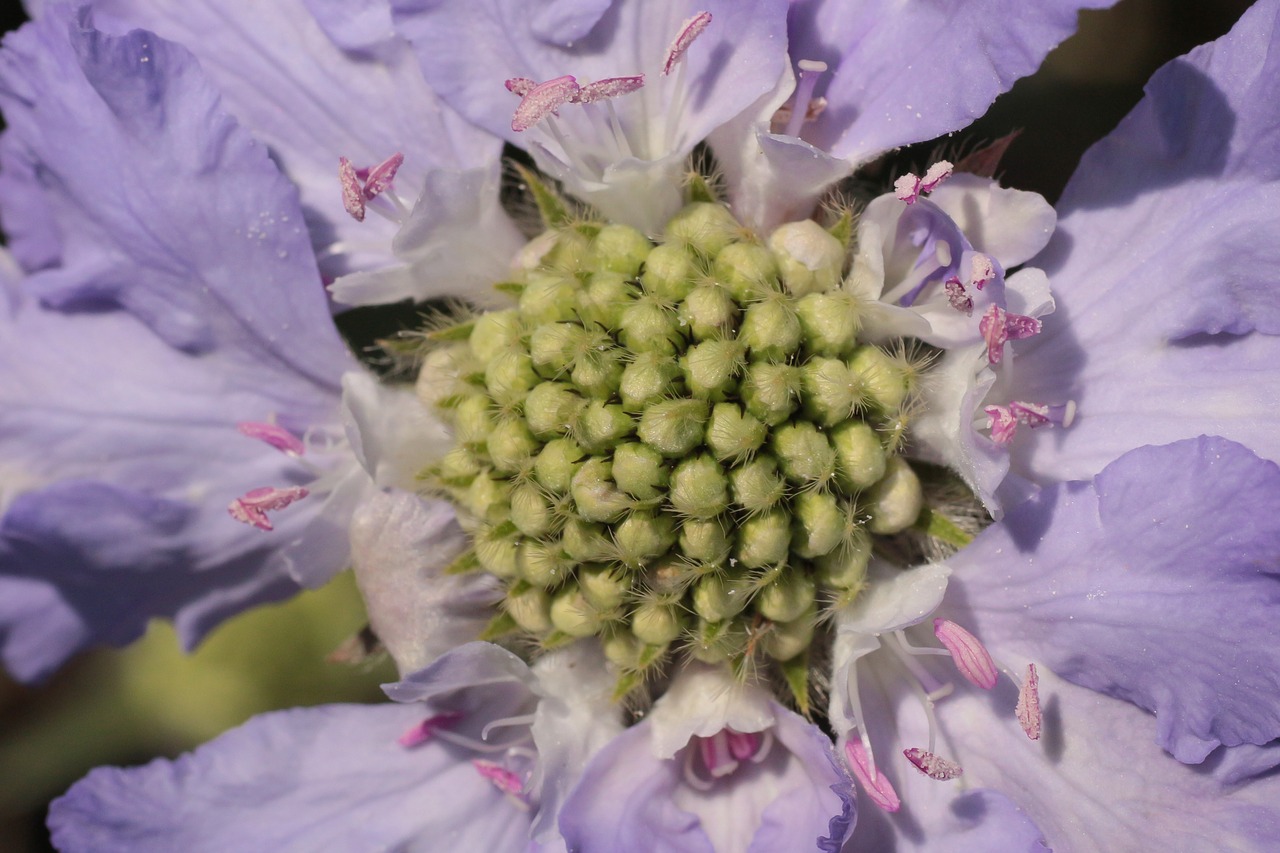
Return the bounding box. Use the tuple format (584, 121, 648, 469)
(903, 747, 964, 781)
(725, 729, 762, 762)
(505, 77, 536, 96)
(338, 156, 365, 222)
(663, 11, 713, 76)
(227, 486, 310, 531)
(398, 711, 464, 748)
(362, 152, 404, 200)
(844, 739, 900, 812)
(984, 401, 1074, 445)
(979, 304, 1041, 365)
(473, 759, 525, 797)
(944, 278, 972, 315)
(574, 74, 646, 105)
(985, 404, 1020, 445)
(237, 422, 305, 456)
(699, 731, 738, 778)
(921, 161, 953, 192)
(1016, 663, 1042, 741)
(894, 161, 953, 204)
(970, 254, 995, 290)
(512, 75, 580, 132)
(933, 618, 998, 689)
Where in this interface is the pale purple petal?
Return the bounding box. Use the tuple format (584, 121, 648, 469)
(301, 0, 397, 55)
(0, 132, 61, 271)
(339, 372, 449, 490)
(1012, 0, 1280, 483)
(788, 0, 1116, 164)
(384, 641, 537, 718)
(48, 703, 532, 852)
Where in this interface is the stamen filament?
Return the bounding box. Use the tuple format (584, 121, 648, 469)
(785, 60, 827, 139)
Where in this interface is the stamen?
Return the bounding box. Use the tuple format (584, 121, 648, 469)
(970, 254, 995, 290)
(944, 278, 972, 315)
(979, 305, 1042, 365)
(481, 712, 538, 741)
(574, 75, 645, 105)
(699, 731, 740, 778)
(663, 11, 713, 76)
(933, 618, 998, 689)
(895, 161, 953, 204)
(983, 400, 1076, 446)
(512, 75, 580, 132)
(237, 422, 305, 456)
(397, 711, 464, 748)
(338, 156, 365, 222)
(227, 486, 309, 531)
(726, 729, 761, 762)
(903, 747, 963, 781)
(785, 59, 828, 139)
(505, 77, 536, 96)
(844, 739, 901, 812)
(473, 759, 528, 800)
(1016, 663, 1042, 741)
(361, 152, 404, 200)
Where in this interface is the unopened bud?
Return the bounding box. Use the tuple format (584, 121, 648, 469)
(579, 563, 629, 611)
(739, 300, 801, 362)
(454, 394, 495, 447)
(576, 401, 635, 453)
(772, 422, 836, 486)
(487, 418, 538, 474)
(705, 403, 766, 464)
(475, 526, 520, 578)
(848, 346, 908, 415)
(561, 518, 616, 563)
(525, 383, 585, 440)
(692, 574, 751, 622)
(669, 455, 730, 519)
(682, 339, 746, 400)
(797, 292, 860, 357)
(578, 270, 637, 329)
(800, 357, 859, 427)
(831, 421, 886, 491)
(533, 437, 584, 493)
(740, 363, 801, 425)
(590, 223, 652, 277)
(757, 571, 816, 622)
(865, 456, 923, 534)
(615, 509, 677, 568)
(679, 517, 732, 564)
(520, 270, 579, 325)
(791, 491, 843, 558)
(769, 219, 845, 296)
(641, 243, 698, 301)
(713, 241, 779, 301)
(762, 607, 816, 661)
(507, 584, 553, 634)
(679, 284, 739, 340)
(571, 458, 632, 522)
(551, 587, 605, 638)
(736, 509, 791, 568)
(464, 470, 510, 523)
(619, 298, 683, 355)
(631, 601, 684, 645)
(729, 456, 786, 514)
(510, 483, 556, 538)
(518, 538, 572, 588)
(470, 309, 525, 364)
(603, 630, 645, 669)
(814, 534, 871, 591)
(665, 202, 740, 257)
(529, 322, 584, 377)
(688, 618, 748, 664)
(485, 348, 539, 405)
(638, 398, 707, 457)
(571, 341, 625, 399)
(612, 441, 670, 499)
(418, 344, 475, 408)
(619, 352, 683, 411)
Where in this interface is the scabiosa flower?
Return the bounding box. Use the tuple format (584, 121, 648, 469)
(4, 0, 1279, 851)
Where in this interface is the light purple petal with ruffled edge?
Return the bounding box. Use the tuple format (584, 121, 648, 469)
(787, 0, 1116, 164)
(0, 132, 61, 272)
(48, 703, 533, 853)
(87, 0, 505, 282)
(956, 437, 1280, 764)
(1011, 0, 1280, 484)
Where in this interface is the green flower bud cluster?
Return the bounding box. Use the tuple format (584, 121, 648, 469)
(421, 203, 925, 681)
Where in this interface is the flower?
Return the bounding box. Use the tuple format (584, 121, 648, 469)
(3, 0, 1279, 851)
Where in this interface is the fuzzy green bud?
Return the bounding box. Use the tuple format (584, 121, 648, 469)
(669, 455, 730, 519)
(619, 352, 683, 412)
(518, 539, 572, 588)
(682, 339, 746, 400)
(631, 601, 683, 646)
(705, 403, 766, 464)
(506, 584, 553, 634)
(848, 346, 909, 415)
(791, 491, 844, 558)
(570, 457, 632, 523)
(576, 401, 635, 453)
(487, 418, 538, 474)
(729, 456, 786, 514)
(525, 383, 584, 440)
(510, 483, 556, 538)
(762, 606, 816, 661)
(417, 344, 475, 409)
(529, 322, 584, 378)
(692, 574, 751, 622)
(615, 510, 677, 568)
(866, 456, 923, 534)
(797, 292, 861, 357)
(800, 357, 860, 427)
(641, 243, 698, 301)
(590, 223, 652, 276)
(561, 518, 616, 563)
(665, 202, 740, 257)
(712, 241, 779, 301)
(740, 363, 801, 425)
(533, 437, 584, 493)
(679, 284, 739, 340)
(769, 219, 845, 296)
(638, 398, 707, 457)
(602, 631, 647, 670)
(739, 299, 801, 364)
(578, 270, 637, 329)
(814, 536, 871, 591)
(688, 618, 748, 664)
(736, 509, 792, 568)
(551, 587, 605, 638)
(578, 563, 629, 611)
(453, 394, 494, 448)
(571, 341, 625, 399)
(435, 446, 480, 488)
(474, 526, 520, 578)
(619, 297, 683, 355)
(470, 309, 525, 365)
(520, 270, 580, 324)
(464, 470, 510, 523)
(679, 517, 732, 564)
(757, 571, 816, 622)
(543, 227, 591, 270)
(771, 422, 837, 486)
(484, 347, 538, 405)
(831, 421, 887, 491)
(612, 441, 669, 499)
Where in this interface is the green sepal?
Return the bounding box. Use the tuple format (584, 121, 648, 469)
(434, 393, 467, 411)
(611, 670, 643, 703)
(493, 281, 526, 297)
(779, 648, 812, 717)
(827, 209, 854, 249)
(443, 548, 480, 576)
(539, 630, 576, 651)
(686, 172, 718, 204)
(913, 506, 974, 548)
(479, 610, 519, 641)
(426, 319, 476, 343)
(515, 163, 573, 228)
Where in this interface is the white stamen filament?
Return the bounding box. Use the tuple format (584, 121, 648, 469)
(785, 60, 827, 139)
(481, 713, 538, 741)
(843, 660, 878, 780)
(431, 726, 533, 754)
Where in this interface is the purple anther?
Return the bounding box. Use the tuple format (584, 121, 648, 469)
(237, 422, 305, 456)
(785, 59, 828, 138)
(970, 254, 995, 290)
(512, 75, 580, 132)
(505, 77, 536, 96)
(933, 618, 998, 690)
(574, 74, 645, 105)
(944, 278, 972, 316)
(903, 748, 964, 781)
(397, 711, 464, 748)
(338, 156, 365, 222)
(473, 759, 525, 797)
(663, 11, 713, 76)
(985, 400, 1074, 445)
(699, 731, 739, 778)
(227, 486, 310, 531)
(1016, 663, 1042, 741)
(725, 729, 762, 762)
(362, 152, 404, 200)
(979, 305, 1042, 365)
(844, 739, 900, 812)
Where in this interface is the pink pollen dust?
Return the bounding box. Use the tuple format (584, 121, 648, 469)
(933, 618, 998, 689)
(512, 75, 580, 132)
(979, 304, 1041, 365)
(574, 74, 645, 105)
(227, 486, 309, 531)
(895, 161, 953, 204)
(903, 748, 963, 781)
(473, 759, 525, 797)
(237, 421, 305, 456)
(338, 157, 365, 221)
(1017, 664, 1043, 741)
(663, 11, 712, 75)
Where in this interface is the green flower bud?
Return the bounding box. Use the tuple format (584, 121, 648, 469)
(576, 401, 636, 453)
(762, 606, 816, 661)
(612, 441, 669, 499)
(620, 352, 683, 412)
(529, 322, 584, 378)
(520, 270, 580, 325)
(543, 227, 591, 271)
(561, 518, 617, 563)
(679, 517, 732, 564)
(739, 299, 801, 362)
(688, 618, 748, 664)
(814, 535, 871, 591)
(487, 418, 538, 474)
(534, 437, 585, 493)
(692, 574, 751, 622)
(578, 563, 629, 611)
(551, 587, 605, 638)
(729, 456, 786, 514)
(638, 398, 707, 457)
(831, 421, 887, 491)
(417, 344, 476, 409)
(578, 270, 638, 329)
(590, 223, 652, 276)
(453, 394, 494, 448)
(669, 455, 730, 519)
(740, 363, 801, 425)
(679, 283, 739, 340)
(484, 347, 539, 405)
(791, 491, 844, 558)
(682, 339, 746, 401)
(570, 457, 632, 522)
(865, 455, 923, 534)
(602, 630, 645, 669)
(464, 470, 510, 523)
(525, 382, 585, 440)
(736, 509, 791, 568)
(705, 403, 766, 464)
(848, 346, 908, 415)
(506, 584, 553, 634)
(771, 422, 837, 486)
(435, 446, 480, 488)
(647, 553, 691, 598)
(511, 482, 556, 538)
(518, 538, 572, 588)
(665, 202, 740, 257)
(631, 601, 683, 645)
(640, 243, 698, 301)
(470, 309, 525, 364)
(797, 291, 861, 357)
(619, 297, 683, 355)
(768, 219, 845, 296)
(572, 348, 626, 401)
(712, 241, 779, 301)
(615, 510, 677, 568)
(757, 571, 816, 622)
(800, 357, 860, 427)
(474, 525, 520, 578)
